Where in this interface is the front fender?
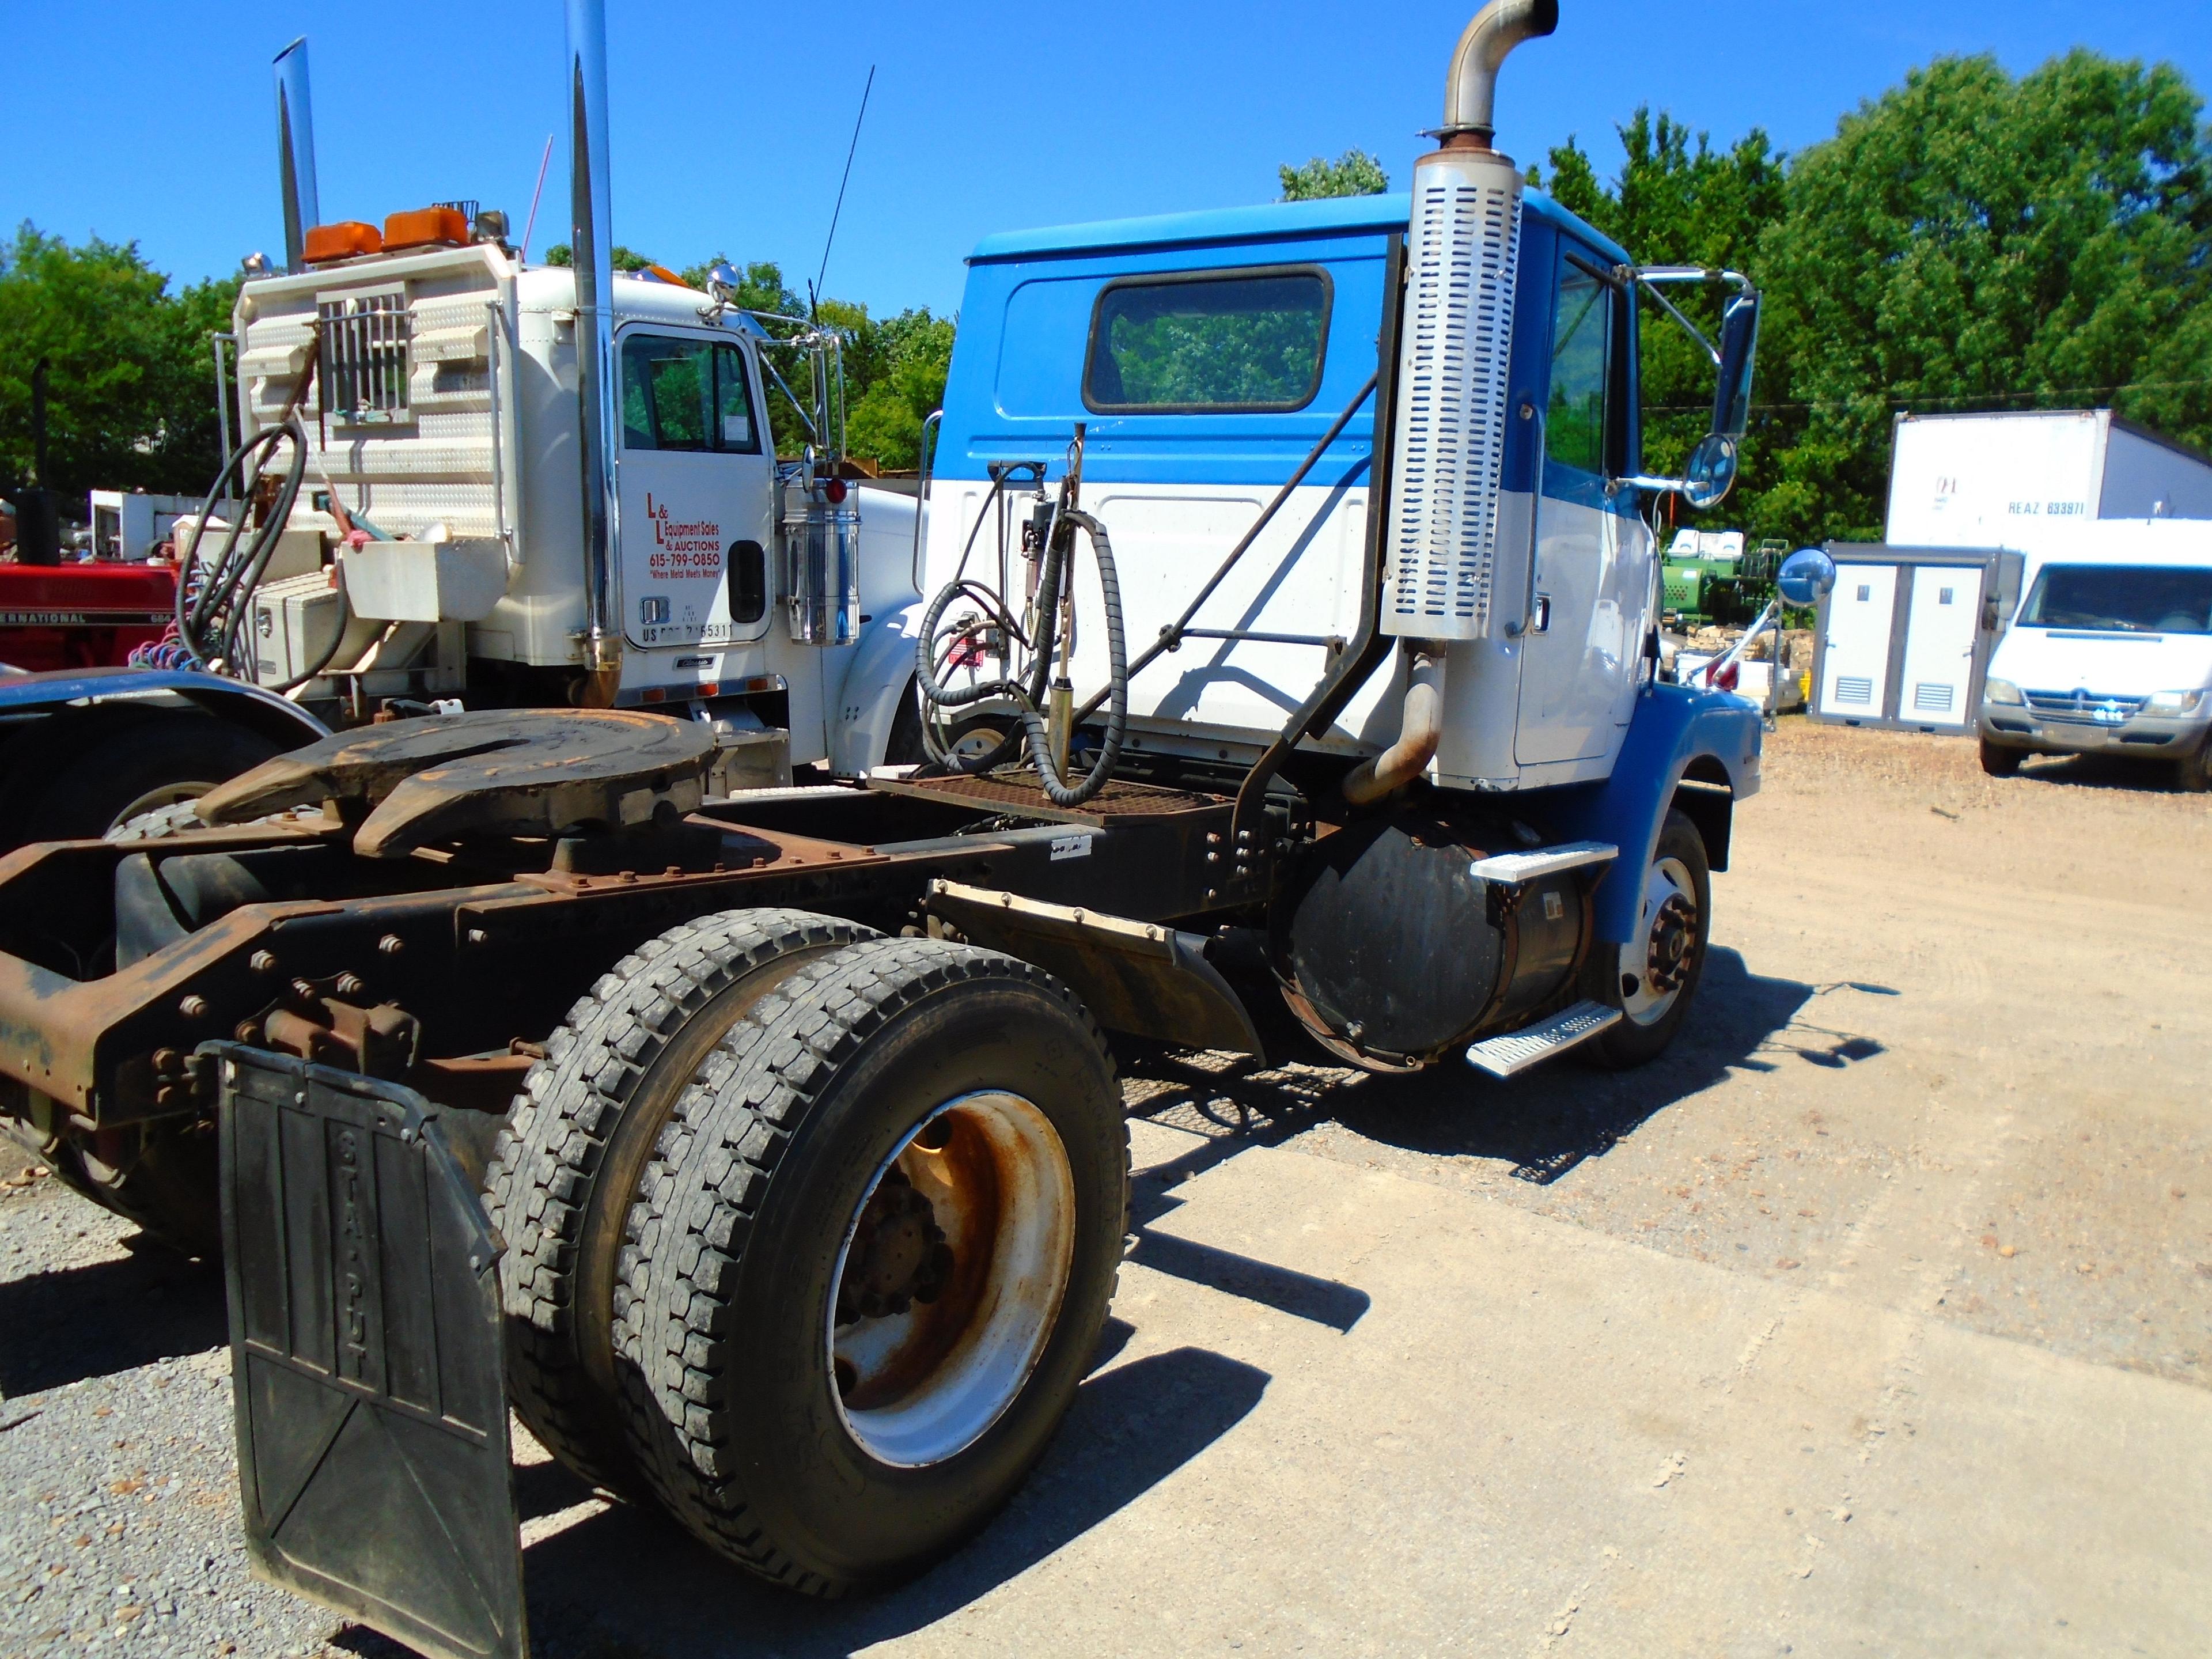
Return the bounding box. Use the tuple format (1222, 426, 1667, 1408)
(828, 601, 923, 777)
(1548, 682, 1762, 944)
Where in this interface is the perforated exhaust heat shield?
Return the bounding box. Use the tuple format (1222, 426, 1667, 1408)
(1382, 146, 1524, 642)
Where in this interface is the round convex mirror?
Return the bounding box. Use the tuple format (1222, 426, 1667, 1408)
(1681, 433, 1738, 510)
(1777, 548, 1838, 607)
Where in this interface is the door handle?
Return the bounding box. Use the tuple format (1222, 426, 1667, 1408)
(1531, 594, 1552, 634)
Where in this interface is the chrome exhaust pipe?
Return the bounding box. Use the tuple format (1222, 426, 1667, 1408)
(272, 37, 320, 274)
(564, 0, 623, 690)
(1441, 0, 1559, 149)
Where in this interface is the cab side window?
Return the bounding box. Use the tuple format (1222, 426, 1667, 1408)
(621, 336, 762, 454)
(1546, 256, 1613, 476)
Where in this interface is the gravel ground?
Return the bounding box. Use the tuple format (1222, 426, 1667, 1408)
(0, 1173, 343, 1658)
(2, 713, 2205, 1656)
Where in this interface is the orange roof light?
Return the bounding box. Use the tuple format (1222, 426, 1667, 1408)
(304, 221, 383, 263)
(382, 206, 470, 252)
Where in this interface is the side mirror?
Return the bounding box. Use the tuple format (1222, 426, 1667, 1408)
(1619, 268, 1761, 511)
(1777, 547, 1836, 607)
(1710, 288, 1760, 442)
(706, 262, 741, 304)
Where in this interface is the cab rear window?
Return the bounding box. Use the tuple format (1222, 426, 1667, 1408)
(1083, 268, 1330, 414)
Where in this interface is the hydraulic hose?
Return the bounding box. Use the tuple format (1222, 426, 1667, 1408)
(915, 505, 1127, 808)
(153, 332, 351, 694)
(171, 417, 350, 692)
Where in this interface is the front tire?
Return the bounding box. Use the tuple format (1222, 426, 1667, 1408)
(612, 938, 1127, 1596)
(1582, 807, 1711, 1069)
(1979, 737, 2023, 778)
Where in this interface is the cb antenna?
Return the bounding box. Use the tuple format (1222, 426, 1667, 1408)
(813, 64, 876, 305)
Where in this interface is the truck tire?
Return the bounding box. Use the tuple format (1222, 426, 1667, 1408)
(1581, 807, 1711, 1069)
(483, 908, 881, 1494)
(2176, 737, 2211, 794)
(0, 706, 282, 849)
(1979, 737, 2022, 778)
(612, 938, 1127, 1596)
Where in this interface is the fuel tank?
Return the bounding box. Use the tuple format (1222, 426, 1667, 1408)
(1271, 806, 1588, 1070)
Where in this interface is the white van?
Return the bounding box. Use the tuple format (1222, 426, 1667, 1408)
(1979, 520, 2212, 789)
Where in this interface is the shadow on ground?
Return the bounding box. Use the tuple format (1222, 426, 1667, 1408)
(1124, 948, 1865, 1192)
(338, 1333, 1269, 1659)
(0, 1226, 224, 1397)
(2013, 751, 2202, 794)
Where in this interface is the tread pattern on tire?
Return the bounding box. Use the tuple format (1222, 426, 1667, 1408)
(483, 908, 880, 1492)
(609, 935, 1127, 1596)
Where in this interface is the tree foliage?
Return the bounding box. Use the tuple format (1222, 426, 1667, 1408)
(0, 224, 239, 503)
(1536, 50, 2212, 544)
(1281, 150, 1391, 200)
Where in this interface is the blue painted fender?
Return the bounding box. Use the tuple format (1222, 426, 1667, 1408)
(1546, 682, 1763, 944)
(828, 602, 924, 777)
(0, 665, 330, 750)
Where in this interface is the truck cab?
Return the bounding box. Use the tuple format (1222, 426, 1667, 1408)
(925, 189, 1661, 791)
(229, 241, 922, 782)
(1979, 520, 2212, 787)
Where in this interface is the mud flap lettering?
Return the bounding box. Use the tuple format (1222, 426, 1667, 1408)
(211, 1044, 525, 1659)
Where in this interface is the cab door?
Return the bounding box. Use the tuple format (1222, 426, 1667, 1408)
(1515, 244, 1643, 766)
(615, 328, 775, 656)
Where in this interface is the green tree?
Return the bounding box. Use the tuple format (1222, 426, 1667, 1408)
(1755, 50, 2212, 542)
(1531, 112, 1788, 529)
(844, 308, 956, 469)
(541, 243, 655, 271)
(0, 225, 240, 503)
(1280, 150, 1390, 200)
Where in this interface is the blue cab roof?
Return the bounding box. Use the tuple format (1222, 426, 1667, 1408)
(969, 188, 1631, 269)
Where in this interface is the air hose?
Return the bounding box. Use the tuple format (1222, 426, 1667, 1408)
(145, 335, 353, 695)
(915, 504, 1127, 809)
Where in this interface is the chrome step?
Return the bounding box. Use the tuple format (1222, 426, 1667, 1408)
(1468, 840, 1618, 884)
(1465, 999, 1622, 1078)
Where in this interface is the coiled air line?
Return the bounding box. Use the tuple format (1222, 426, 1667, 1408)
(164, 334, 354, 694)
(915, 454, 1128, 809)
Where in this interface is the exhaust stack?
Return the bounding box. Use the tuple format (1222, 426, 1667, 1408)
(565, 0, 623, 691)
(1441, 0, 1559, 147)
(272, 37, 320, 274)
(1379, 0, 1559, 644)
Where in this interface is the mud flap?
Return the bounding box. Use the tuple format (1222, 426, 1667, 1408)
(209, 1044, 526, 1659)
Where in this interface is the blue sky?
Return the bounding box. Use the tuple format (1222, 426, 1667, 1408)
(5, 1, 2209, 319)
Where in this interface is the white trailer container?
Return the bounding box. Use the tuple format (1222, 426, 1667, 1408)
(1886, 410, 2212, 551)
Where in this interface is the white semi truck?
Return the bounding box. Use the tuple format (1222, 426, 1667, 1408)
(0, 2, 1831, 1650)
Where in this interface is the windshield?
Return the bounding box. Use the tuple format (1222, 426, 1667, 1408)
(2017, 564, 2212, 635)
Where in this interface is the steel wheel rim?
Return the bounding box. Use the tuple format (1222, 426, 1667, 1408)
(827, 1089, 1075, 1468)
(104, 782, 212, 834)
(1620, 855, 1698, 1027)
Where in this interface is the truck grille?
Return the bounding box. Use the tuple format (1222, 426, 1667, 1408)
(2022, 690, 2146, 725)
(317, 293, 411, 421)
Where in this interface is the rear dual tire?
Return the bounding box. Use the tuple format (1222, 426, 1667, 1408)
(611, 938, 1128, 1596)
(484, 910, 881, 1492)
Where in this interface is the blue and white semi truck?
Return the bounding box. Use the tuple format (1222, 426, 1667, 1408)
(0, 2, 1827, 1649)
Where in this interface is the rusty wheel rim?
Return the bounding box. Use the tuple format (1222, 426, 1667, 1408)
(827, 1090, 1075, 1468)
